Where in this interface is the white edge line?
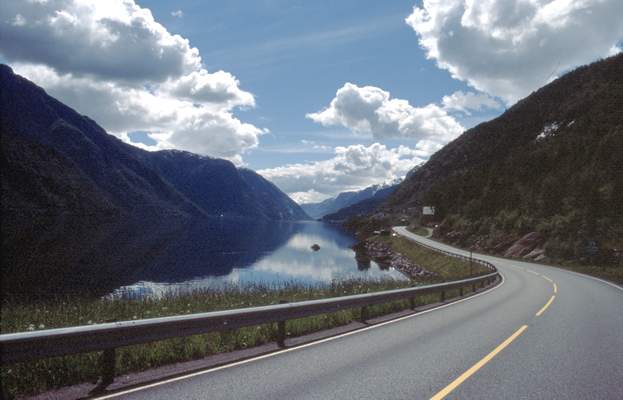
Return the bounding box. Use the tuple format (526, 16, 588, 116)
(553, 268, 623, 292)
(95, 274, 506, 399)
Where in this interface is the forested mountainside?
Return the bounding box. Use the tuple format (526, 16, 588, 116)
(386, 54, 623, 264)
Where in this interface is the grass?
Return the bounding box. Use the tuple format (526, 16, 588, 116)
(372, 235, 491, 281)
(407, 225, 430, 237)
(1, 238, 486, 398)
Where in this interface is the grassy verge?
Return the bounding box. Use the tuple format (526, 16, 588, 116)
(1, 237, 486, 398)
(406, 225, 430, 237)
(372, 235, 490, 281)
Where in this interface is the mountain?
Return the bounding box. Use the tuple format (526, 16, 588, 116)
(0, 64, 308, 221)
(140, 150, 308, 220)
(386, 54, 623, 264)
(301, 180, 400, 219)
(322, 184, 399, 222)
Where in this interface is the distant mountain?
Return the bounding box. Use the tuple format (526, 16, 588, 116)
(0, 64, 308, 221)
(386, 54, 623, 264)
(301, 180, 400, 219)
(323, 184, 399, 222)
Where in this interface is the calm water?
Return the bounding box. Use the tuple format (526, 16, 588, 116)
(110, 221, 406, 298)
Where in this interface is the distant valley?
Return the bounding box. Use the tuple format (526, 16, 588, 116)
(301, 181, 400, 220)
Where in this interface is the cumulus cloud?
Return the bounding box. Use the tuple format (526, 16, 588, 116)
(0, 0, 263, 160)
(441, 90, 502, 115)
(406, 0, 623, 104)
(171, 10, 183, 18)
(307, 83, 464, 143)
(0, 0, 199, 82)
(259, 143, 432, 202)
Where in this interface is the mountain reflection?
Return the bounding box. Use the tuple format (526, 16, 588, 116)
(2, 215, 405, 300)
(111, 221, 406, 299)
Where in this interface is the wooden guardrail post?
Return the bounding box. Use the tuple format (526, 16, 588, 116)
(440, 291, 446, 302)
(410, 296, 416, 310)
(277, 300, 288, 347)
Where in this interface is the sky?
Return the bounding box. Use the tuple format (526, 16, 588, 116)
(1, 0, 622, 203)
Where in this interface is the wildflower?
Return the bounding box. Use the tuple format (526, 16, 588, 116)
(38, 324, 45, 329)
(27, 324, 35, 331)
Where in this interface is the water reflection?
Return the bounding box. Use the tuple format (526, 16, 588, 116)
(2, 214, 405, 299)
(111, 221, 406, 298)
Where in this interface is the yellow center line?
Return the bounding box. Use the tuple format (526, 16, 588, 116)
(430, 325, 528, 400)
(536, 295, 556, 317)
(542, 275, 553, 283)
(553, 283, 557, 293)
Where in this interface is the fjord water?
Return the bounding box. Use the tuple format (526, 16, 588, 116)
(2, 215, 404, 300)
(110, 221, 405, 298)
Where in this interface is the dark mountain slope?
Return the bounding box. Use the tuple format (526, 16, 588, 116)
(0, 64, 196, 218)
(0, 64, 308, 221)
(142, 150, 309, 220)
(387, 54, 623, 263)
(1, 133, 117, 217)
(238, 168, 309, 220)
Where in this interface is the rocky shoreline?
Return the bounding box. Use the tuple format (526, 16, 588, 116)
(353, 239, 435, 280)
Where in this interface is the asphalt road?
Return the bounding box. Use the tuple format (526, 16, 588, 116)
(99, 227, 623, 400)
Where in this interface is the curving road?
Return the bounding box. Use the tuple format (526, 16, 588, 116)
(98, 226, 623, 400)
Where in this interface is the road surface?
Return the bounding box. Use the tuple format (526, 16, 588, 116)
(98, 226, 623, 400)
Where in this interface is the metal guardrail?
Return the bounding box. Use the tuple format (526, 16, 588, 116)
(0, 239, 499, 392)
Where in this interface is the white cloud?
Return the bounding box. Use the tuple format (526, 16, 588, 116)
(163, 69, 254, 107)
(259, 143, 431, 202)
(441, 90, 502, 115)
(0, 0, 263, 160)
(288, 190, 330, 204)
(307, 83, 464, 143)
(0, 0, 200, 82)
(171, 9, 183, 18)
(406, 0, 623, 104)
(12, 63, 264, 162)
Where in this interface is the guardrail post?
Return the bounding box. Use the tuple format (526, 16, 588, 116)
(410, 296, 416, 310)
(440, 291, 446, 302)
(277, 300, 288, 348)
(360, 305, 369, 322)
(89, 319, 117, 394)
(459, 287, 464, 297)
(89, 348, 116, 394)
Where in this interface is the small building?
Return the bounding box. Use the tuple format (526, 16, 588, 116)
(421, 206, 436, 225)
(422, 206, 435, 216)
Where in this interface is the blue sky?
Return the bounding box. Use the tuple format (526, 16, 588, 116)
(140, 0, 499, 169)
(1, 0, 621, 202)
